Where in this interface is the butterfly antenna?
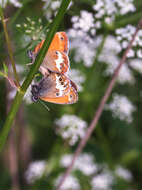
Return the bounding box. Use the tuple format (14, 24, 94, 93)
(39, 99, 50, 111)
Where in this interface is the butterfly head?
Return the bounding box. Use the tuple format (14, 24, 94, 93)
(31, 84, 40, 102)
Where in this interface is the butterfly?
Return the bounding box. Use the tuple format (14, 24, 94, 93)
(28, 32, 70, 75)
(31, 72, 78, 104)
(29, 32, 78, 104)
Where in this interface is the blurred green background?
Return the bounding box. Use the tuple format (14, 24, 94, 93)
(1, 0, 142, 189)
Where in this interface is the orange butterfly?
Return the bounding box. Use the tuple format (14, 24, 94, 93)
(29, 32, 78, 104)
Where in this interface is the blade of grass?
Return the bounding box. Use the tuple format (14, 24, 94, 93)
(0, 0, 71, 152)
(0, 6, 20, 87)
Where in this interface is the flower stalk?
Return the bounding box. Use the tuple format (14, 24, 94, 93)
(0, 6, 20, 87)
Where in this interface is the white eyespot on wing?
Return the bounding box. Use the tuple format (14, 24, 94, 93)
(55, 74, 68, 97)
(55, 51, 64, 72)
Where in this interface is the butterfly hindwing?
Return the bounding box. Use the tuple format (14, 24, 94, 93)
(31, 73, 78, 104)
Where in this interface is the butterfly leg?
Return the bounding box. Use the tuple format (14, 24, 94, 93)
(27, 50, 36, 65)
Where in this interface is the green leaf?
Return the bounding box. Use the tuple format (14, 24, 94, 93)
(3, 63, 8, 75)
(0, 71, 5, 77)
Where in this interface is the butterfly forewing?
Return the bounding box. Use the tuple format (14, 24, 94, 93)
(40, 50, 70, 75)
(32, 32, 69, 56)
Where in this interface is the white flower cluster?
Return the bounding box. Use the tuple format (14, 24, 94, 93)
(105, 93, 136, 123)
(93, 0, 136, 25)
(129, 59, 142, 74)
(0, 0, 22, 8)
(116, 25, 142, 58)
(55, 114, 87, 145)
(71, 11, 95, 33)
(68, 69, 85, 91)
(69, 9, 98, 44)
(25, 160, 46, 184)
(115, 166, 133, 182)
(99, 35, 135, 84)
(114, 0, 136, 15)
(68, 33, 102, 67)
(60, 153, 98, 176)
(59, 154, 132, 190)
(42, 0, 60, 20)
(69, 37, 96, 67)
(42, 0, 73, 20)
(91, 164, 132, 189)
(16, 18, 45, 41)
(91, 171, 114, 190)
(55, 174, 80, 190)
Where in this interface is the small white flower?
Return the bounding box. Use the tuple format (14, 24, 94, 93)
(115, 166, 133, 182)
(93, 0, 135, 28)
(114, 0, 136, 15)
(129, 59, 142, 74)
(72, 10, 95, 32)
(55, 174, 80, 190)
(68, 31, 102, 67)
(51, 1, 60, 10)
(105, 94, 136, 123)
(116, 25, 142, 58)
(10, 0, 22, 7)
(137, 49, 142, 58)
(91, 28, 96, 35)
(71, 16, 79, 23)
(91, 172, 114, 190)
(0, 0, 22, 7)
(55, 115, 87, 145)
(127, 49, 135, 58)
(61, 153, 98, 176)
(99, 35, 134, 84)
(25, 160, 46, 184)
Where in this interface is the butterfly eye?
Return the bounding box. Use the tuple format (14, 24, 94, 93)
(60, 36, 64, 40)
(70, 95, 73, 99)
(56, 51, 58, 55)
(56, 92, 59, 97)
(32, 95, 39, 102)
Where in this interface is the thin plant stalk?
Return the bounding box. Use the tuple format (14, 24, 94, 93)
(0, 0, 71, 152)
(0, 6, 20, 87)
(56, 18, 142, 190)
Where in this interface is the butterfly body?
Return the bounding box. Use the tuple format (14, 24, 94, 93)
(30, 32, 78, 104)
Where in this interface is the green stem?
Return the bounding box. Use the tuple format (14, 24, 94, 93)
(0, 0, 71, 152)
(115, 11, 142, 28)
(0, 6, 20, 87)
(85, 33, 107, 88)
